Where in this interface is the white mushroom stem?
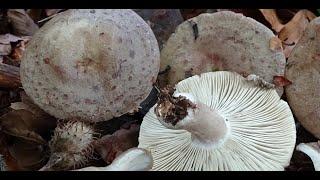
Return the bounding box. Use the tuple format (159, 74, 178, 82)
(73, 148, 153, 171)
(296, 141, 320, 171)
(157, 92, 229, 148)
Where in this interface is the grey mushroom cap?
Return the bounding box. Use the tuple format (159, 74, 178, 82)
(159, 11, 286, 96)
(20, 9, 160, 122)
(285, 17, 320, 138)
(138, 71, 296, 171)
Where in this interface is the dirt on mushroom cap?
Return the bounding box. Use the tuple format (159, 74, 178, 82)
(20, 9, 160, 122)
(285, 17, 320, 139)
(159, 11, 286, 96)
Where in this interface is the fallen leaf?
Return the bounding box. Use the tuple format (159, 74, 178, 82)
(45, 9, 62, 17)
(0, 132, 22, 171)
(0, 110, 47, 144)
(10, 91, 57, 137)
(0, 62, 21, 89)
(8, 138, 48, 171)
(7, 9, 39, 36)
(180, 9, 207, 20)
(259, 9, 284, 32)
(0, 90, 11, 110)
(0, 45, 11, 56)
(94, 123, 140, 164)
(10, 39, 28, 61)
(278, 10, 316, 58)
(134, 9, 183, 49)
(0, 33, 23, 45)
(269, 37, 283, 52)
(0, 34, 30, 57)
(273, 76, 292, 87)
(260, 9, 317, 58)
(26, 9, 43, 22)
(0, 10, 10, 34)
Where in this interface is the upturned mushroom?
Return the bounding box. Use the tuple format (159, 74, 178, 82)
(20, 9, 160, 122)
(74, 148, 153, 171)
(138, 71, 296, 171)
(159, 11, 286, 96)
(296, 141, 320, 171)
(285, 17, 320, 139)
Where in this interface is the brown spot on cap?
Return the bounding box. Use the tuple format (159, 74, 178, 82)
(44, 58, 50, 64)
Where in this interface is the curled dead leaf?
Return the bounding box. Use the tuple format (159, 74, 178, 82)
(10, 39, 28, 61)
(10, 92, 57, 136)
(0, 62, 21, 89)
(7, 9, 39, 36)
(44, 9, 63, 17)
(259, 9, 284, 32)
(8, 138, 48, 170)
(94, 123, 140, 164)
(261, 9, 317, 58)
(269, 37, 283, 52)
(278, 10, 315, 58)
(26, 9, 43, 22)
(0, 110, 47, 144)
(273, 76, 292, 87)
(0, 34, 24, 56)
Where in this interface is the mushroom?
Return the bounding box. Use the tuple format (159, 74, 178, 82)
(285, 17, 320, 138)
(159, 11, 286, 96)
(296, 141, 320, 171)
(138, 71, 296, 171)
(20, 9, 160, 122)
(74, 148, 153, 171)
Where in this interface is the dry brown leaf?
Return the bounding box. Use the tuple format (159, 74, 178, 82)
(45, 9, 62, 17)
(0, 45, 11, 56)
(259, 9, 284, 32)
(0, 62, 21, 89)
(0, 110, 47, 144)
(26, 9, 43, 22)
(10, 92, 57, 136)
(0, 135, 22, 171)
(10, 40, 27, 60)
(8, 138, 48, 170)
(0, 34, 27, 57)
(180, 9, 207, 20)
(269, 37, 283, 52)
(94, 123, 140, 164)
(278, 10, 315, 58)
(273, 76, 292, 87)
(7, 9, 39, 36)
(260, 9, 317, 58)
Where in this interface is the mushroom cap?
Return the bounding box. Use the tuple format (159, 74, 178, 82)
(20, 9, 160, 122)
(138, 71, 296, 171)
(285, 17, 320, 138)
(159, 11, 286, 96)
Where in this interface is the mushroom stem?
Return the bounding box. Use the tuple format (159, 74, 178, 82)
(155, 89, 229, 147)
(73, 148, 153, 171)
(296, 141, 320, 171)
